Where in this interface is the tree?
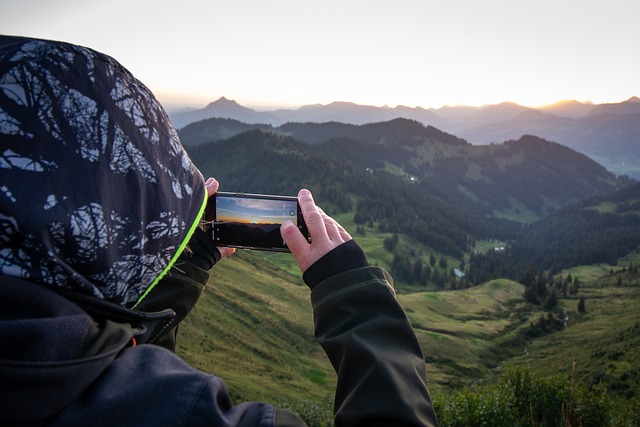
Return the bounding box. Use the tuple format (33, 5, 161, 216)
(439, 255, 447, 270)
(543, 289, 558, 310)
(578, 296, 586, 313)
(392, 252, 413, 283)
(524, 285, 539, 305)
(569, 277, 580, 295)
(536, 275, 547, 300)
(432, 269, 445, 288)
(383, 234, 399, 252)
(423, 265, 432, 283)
(520, 266, 536, 288)
(429, 253, 436, 268)
(413, 258, 423, 284)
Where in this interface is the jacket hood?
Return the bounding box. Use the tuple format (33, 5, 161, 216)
(0, 35, 206, 307)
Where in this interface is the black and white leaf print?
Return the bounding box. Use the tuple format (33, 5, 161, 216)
(0, 36, 206, 306)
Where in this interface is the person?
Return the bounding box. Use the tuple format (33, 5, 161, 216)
(0, 35, 439, 426)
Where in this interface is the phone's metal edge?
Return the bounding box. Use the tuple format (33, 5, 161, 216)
(214, 243, 291, 253)
(215, 191, 298, 200)
(210, 191, 300, 252)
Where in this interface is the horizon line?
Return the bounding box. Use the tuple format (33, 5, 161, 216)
(158, 94, 640, 112)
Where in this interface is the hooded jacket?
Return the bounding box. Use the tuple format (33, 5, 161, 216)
(0, 35, 438, 426)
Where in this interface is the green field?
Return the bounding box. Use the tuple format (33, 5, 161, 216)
(176, 251, 334, 403)
(401, 279, 528, 390)
(177, 246, 640, 422)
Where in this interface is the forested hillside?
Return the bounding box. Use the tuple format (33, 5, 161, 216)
(511, 182, 640, 271)
(185, 118, 638, 287)
(187, 130, 484, 259)
(182, 118, 629, 222)
(468, 182, 640, 286)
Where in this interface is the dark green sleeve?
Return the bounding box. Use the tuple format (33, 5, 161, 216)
(311, 267, 439, 427)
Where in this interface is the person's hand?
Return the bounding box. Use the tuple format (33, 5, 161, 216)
(281, 189, 352, 273)
(204, 177, 236, 259)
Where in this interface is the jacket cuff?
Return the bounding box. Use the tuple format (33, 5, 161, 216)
(180, 227, 221, 271)
(302, 240, 368, 290)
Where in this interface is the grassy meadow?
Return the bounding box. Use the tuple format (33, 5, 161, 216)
(176, 250, 336, 403)
(508, 256, 640, 397)
(176, 228, 640, 423)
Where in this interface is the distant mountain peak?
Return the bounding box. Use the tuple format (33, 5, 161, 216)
(327, 101, 359, 107)
(587, 96, 640, 117)
(207, 96, 240, 108)
(536, 99, 595, 119)
(552, 99, 593, 107)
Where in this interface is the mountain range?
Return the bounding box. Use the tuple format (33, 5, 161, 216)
(170, 96, 640, 179)
(184, 118, 637, 275)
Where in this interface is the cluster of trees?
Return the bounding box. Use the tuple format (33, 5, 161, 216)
(511, 217, 640, 274)
(619, 263, 640, 277)
(353, 181, 479, 259)
(526, 312, 565, 338)
(381, 234, 475, 290)
(466, 250, 520, 284)
(509, 184, 640, 273)
(520, 267, 582, 307)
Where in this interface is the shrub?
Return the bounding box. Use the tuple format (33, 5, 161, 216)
(434, 365, 612, 427)
(277, 395, 334, 427)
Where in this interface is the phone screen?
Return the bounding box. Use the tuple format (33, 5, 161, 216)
(205, 192, 307, 252)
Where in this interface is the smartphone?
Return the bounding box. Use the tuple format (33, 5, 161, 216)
(204, 191, 309, 252)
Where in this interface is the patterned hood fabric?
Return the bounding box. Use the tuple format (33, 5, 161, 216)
(0, 36, 206, 307)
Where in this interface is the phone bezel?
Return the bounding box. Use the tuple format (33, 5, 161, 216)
(204, 191, 308, 252)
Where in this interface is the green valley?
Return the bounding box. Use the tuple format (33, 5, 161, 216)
(177, 245, 639, 425)
(178, 118, 639, 425)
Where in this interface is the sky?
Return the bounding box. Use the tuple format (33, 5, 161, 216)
(216, 197, 297, 224)
(1, 0, 638, 111)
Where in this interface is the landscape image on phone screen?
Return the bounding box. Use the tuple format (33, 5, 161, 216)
(214, 196, 297, 249)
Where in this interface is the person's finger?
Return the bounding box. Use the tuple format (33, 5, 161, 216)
(336, 221, 352, 241)
(297, 189, 328, 244)
(322, 212, 351, 242)
(319, 210, 344, 243)
(280, 220, 311, 267)
(205, 177, 219, 197)
(218, 247, 236, 258)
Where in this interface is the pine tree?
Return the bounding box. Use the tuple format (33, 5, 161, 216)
(439, 255, 447, 270)
(543, 289, 558, 310)
(524, 285, 539, 305)
(413, 258, 423, 284)
(578, 296, 586, 313)
(569, 278, 580, 295)
(423, 265, 432, 283)
(383, 234, 399, 251)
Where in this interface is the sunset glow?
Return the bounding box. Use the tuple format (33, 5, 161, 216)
(215, 197, 297, 225)
(1, 0, 637, 111)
